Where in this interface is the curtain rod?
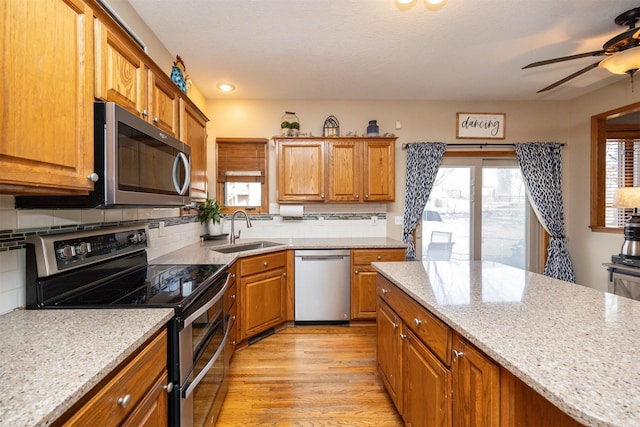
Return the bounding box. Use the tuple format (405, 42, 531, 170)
(401, 142, 566, 149)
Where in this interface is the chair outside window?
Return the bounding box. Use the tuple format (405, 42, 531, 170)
(426, 231, 454, 261)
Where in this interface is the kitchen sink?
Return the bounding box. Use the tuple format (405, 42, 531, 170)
(213, 241, 285, 254)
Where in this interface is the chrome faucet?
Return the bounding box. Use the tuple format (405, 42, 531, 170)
(229, 209, 252, 244)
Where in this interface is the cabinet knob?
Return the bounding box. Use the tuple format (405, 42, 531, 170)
(230, 294, 236, 300)
(413, 318, 422, 326)
(392, 322, 398, 329)
(283, 272, 287, 277)
(141, 109, 148, 117)
(354, 270, 359, 275)
(231, 273, 236, 279)
(381, 288, 388, 295)
(232, 340, 236, 345)
(163, 382, 174, 393)
(355, 194, 359, 199)
(263, 261, 268, 267)
(400, 333, 407, 340)
(321, 194, 325, 199)
(365, 194, 369, 199)
(117, 394, 132, 408)
(153, 117, 160, 123)
(87, 173, 99, 182)
(377, 255, 382, 260)
(452, 349, 464, 361)
(231, 315, 236, 321)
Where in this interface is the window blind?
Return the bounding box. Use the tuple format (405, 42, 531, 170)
(605, 137, 640, 227)
(216, 138, 268, 183)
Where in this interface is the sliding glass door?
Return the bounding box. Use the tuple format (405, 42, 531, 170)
(421, 158, 539, 271)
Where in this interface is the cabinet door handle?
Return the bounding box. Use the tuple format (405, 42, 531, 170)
(354, 270, 359, 275)
(392, 322, 398, 329)
(355, 194, 359, 199)
(153, 117, 160, 123)
(117, 394, 132, 408)
(141, 109, 148, 117)
(163, 382, 174, 393)
(381, 288, 388, 295)
(399, 333, 407, 340)
(413, 318, 422, 326)
(365, 194, 369, 199)
(87, 173, 99, 182)
(229, 294, 236, 300)
(231, 315, 236, 321)
(452, 349, 464, 361)
(283, 272, 287, 277)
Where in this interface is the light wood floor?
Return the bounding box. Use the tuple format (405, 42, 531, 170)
(217, 325, 403, 426)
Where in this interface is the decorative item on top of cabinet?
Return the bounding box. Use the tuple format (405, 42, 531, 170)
(1, 0, 95, 194)
(171, 55, 188, 93)
(280, 112, 300, 137)
(366, 120, 379, 136)
(323, 115, 340, 137)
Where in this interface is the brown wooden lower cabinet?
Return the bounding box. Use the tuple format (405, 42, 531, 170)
(239, 251, 287, 341)
(376, 274, 584, 427)
(61, 328, 169, 427)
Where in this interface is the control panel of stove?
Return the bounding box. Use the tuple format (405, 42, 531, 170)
(26, 225, 149, 277)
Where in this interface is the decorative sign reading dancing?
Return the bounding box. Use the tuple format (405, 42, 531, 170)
(456, 113, 506, 139)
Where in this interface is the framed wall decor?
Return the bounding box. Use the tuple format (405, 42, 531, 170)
(456, 112, 506, 139)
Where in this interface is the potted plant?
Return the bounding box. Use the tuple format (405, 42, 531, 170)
(197, 197, 223, 235)
(289, 121, 300, 136)
(281, 121, 291, 136)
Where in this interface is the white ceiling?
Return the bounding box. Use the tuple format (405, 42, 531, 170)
(126, 0, 640, 101)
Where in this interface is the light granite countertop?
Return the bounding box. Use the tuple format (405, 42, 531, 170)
(0, 308, 174, 427)
(150, 236, 407, 265)
(373, 260, 640, 427)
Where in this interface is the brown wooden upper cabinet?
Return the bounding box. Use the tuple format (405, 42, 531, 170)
(274, 137, 397, 203)
(95, 19, 179, 138)
(180, 100, 208, 202)
(1, 0, 96, 194)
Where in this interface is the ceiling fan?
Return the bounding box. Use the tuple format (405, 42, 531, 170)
(524, 6, 640, 93)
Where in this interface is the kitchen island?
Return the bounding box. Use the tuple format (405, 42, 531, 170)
(373, 260, 640, 427)
(0, 308, 173, 427)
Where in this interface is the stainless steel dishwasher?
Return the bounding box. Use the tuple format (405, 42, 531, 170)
(294, 249, 351, 324)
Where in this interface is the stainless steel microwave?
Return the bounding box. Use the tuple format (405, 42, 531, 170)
(17, 102, 191, 209)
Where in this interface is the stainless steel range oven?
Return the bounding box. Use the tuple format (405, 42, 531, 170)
(25, 225, 230, 426)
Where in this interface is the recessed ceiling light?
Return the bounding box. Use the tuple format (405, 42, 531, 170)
(397, 0, 414, 3)
(217, 83, 235, 92)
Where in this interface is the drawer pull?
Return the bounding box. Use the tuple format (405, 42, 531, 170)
(381, 288, 388, 295)
(164, 382, 174, 393)
(263, 261, 268, 267)
(392, 322, 398, 329)
(413, 318, 422, 326)
(117, 394, 131, 408)
(377, 255, 382, 260)
(400, 333, 407, 340)
(452, 350, 464, 361)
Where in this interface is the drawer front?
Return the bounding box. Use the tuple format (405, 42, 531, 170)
(353, 248, 406, 265)
(240, 251, 287, 277)
(65, 329, 167, 426)
(377, 277, 451, 366)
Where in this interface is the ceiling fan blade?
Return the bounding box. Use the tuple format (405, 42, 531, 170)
(536, 61, 601, 93)
(523, 50, 605, 69)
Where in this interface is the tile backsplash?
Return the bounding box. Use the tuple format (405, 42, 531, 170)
(0, 195, 389, 315)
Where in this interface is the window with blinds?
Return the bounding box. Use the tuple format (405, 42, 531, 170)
(216, 138, 268, 212)
(605, 137, 640, 227)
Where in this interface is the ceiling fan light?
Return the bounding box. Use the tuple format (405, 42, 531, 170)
(599, 46, 640, 74)
(217, 83, 235, 92)
(425, 0, 444, 4)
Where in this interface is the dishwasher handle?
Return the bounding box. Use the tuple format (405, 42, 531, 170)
(297, 255, 348, 261)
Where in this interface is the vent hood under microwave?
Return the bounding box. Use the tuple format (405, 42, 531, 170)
(16, 102, 191, 209)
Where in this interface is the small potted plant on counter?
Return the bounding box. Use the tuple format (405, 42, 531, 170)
(197, 196, 223, 235)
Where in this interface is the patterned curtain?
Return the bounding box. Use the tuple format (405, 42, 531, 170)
(402, 142, 446, 259)
(514, 142, 576, 283)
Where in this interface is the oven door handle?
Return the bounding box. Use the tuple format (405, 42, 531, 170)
(182, 273, 230, 329)
(182, 314, 232, 399)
